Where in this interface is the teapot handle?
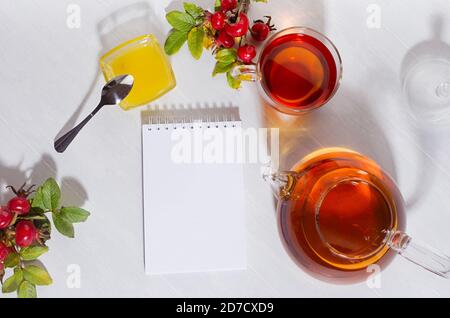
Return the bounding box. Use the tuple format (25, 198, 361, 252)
(388, 231, 450, 279)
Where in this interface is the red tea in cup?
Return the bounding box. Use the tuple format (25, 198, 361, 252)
(232, 27, 342, 114)
(260, 33, 339, 109)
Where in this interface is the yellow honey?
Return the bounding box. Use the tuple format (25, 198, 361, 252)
(100, 35, 176, 110)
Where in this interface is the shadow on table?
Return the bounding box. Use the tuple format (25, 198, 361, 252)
(400, 14, 450, 210)
(166, 0, 210, 13)
(98, 2, 165, 53)
(0, 154, 87, 208)
(167, 0, 327, 33)
(401, 15, 450, 85)
(261, 86, 397, 180)
(0, 155, 88, 292)
(267, 0, 326, 33)
(252, 0, 330, 167)
(55, 2, 163, 144)
(54, 72, 101, 143)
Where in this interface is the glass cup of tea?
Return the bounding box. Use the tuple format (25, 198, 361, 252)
(231, 27, 342, 115)
(263, 148, 450, 282)
(404, 58, 450, 126)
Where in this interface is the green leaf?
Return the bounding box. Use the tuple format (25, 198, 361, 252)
(188, 26, 205, 60)
(227, 70, 242, 89)
(184, 2, 204, 19)
(20, 246, 49, 261)
(2, 268, 23, 293)
(33, 178, 61, 211)
(164, 29, 188, 55)
(60, 207, 90, 223)
(53, 213, 74, 238)
(213, 62, 234, 76)
(17, 281, 36, 298)
(4, 252, 20, 268)
(23, 265, 53, 286)
(42, 178, 61, 210)
(31, 189, 46, 210)
(215, 48, 237, 64)
(214, 0, 221, 11)
(166, 11, 195, 32)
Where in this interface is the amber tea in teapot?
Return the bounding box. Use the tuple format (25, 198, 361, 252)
(265, 148, 450, 282)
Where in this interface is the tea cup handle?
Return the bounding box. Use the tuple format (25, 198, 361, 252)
(388, 231, 450, 279)
(231, 64, 259, 82)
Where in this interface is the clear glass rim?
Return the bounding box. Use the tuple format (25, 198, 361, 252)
(99, 34, 176, 110)
(100, 34, 156, 65)
(403, 58, 450, 126)
(291, 148, 399, 270)
(257, 26, 343, 115)
(313, 177, 396, 263)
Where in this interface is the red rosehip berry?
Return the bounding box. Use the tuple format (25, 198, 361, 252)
(221, 0, 237, 12)
(237, 45, 257, 64)
(216, 31, 235, 48)
(15, 220, 38, 247)
(0, 242, 10, 262)
(225, 13, 249, 38)
(7, 196, 30, 215)
(0, 207, 14, 229)
(251, 22, 270, 41)
(211, 11, 226, 30)
(0, 262, 4, 273)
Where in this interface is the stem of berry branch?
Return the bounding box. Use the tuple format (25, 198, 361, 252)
(239, 0, 251, 13)
(17, 215, 47, 221)
(238, 0, 251, 46)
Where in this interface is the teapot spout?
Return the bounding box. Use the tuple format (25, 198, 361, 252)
(262, 167, 300, 199)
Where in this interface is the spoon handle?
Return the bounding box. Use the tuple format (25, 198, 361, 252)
(54, 103, 103, 153)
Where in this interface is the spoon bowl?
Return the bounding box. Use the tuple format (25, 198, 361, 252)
(101, 74, 134, 105)
(54, 74, 134, 153)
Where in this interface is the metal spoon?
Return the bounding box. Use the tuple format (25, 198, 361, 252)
(54, 74, 134, 153)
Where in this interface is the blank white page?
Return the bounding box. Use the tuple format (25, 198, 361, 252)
(142, 121, 247, 274)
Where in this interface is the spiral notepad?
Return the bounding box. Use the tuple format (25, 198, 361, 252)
(142, 106, 247, 274)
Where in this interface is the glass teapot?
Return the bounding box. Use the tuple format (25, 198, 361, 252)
(263, 147, 450, 282)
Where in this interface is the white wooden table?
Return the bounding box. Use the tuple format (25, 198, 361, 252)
(1, 0, 450, 297)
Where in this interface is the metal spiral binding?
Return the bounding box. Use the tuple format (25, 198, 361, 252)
(142, 104, 241, 131)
